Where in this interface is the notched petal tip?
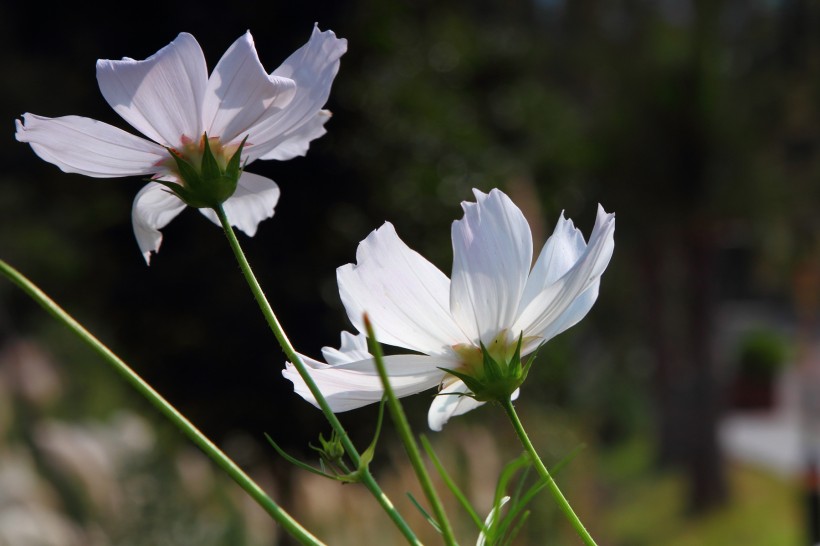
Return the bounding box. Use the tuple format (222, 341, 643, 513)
(14, 115, 28, 141)
(131, 182, 187, 266)
(596, 203, 616, 226)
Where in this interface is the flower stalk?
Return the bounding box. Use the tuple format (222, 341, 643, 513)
(214, 205, 421, 545)
(364, 316, 458, 546)
(0, 259, 324, 546)
(500, 397, 597, 546)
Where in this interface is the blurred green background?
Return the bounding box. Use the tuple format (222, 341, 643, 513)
(2, 0, 819, 544)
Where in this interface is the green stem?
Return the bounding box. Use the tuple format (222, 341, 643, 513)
(215, 206, 420, 546)
(364, 317, 458, 546)
(501, 398, 597, 546)
(0, 259, 324, 546)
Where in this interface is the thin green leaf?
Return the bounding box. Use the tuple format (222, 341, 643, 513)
(406, 492, 442, 534)
(550, 443, 586, 477)
(501, 510, 530, 546)
(420, 435, 483, 529)
(493, 453, 530, 507)
(496, 445, 585, 539)
(359, 397, 387, 468)
(265, 433, 340, 480)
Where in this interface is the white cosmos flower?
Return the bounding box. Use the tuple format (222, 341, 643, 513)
(16, 25, 346, 264)
(283, 188, 615, 431)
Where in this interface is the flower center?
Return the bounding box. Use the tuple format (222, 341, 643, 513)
(451, 330, 519, 379)
(441, 330, 540, 402)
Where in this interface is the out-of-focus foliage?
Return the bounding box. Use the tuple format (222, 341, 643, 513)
(0, 339, 275, 546)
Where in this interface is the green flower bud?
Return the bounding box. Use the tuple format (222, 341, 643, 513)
(309, 430, 346, 468)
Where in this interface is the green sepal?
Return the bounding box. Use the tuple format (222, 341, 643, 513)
(167, 150, 203, 192)
(154, 179, 199, 205)
(308, 430, 346, 468)
(199, 133, 223, 185)
(436, 366, 483, 398)
(437, 334, 532, 403)
(506, 334, 528, 387)
(481, 341, 504, 381)
(163, 133, 247, 209)
(225, 135, 248, 183)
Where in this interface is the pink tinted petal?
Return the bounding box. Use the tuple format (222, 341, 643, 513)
(427, 381, 485, 432)
(203, 31, 296, 146)
(450, 189, 533, 344)
(337, 223, 468, 355)
(513, 205, 615, 342)
(15, 114, 166, 177)
(198, 171, 280, 236)
(97, 33, 207, 147)
(131, 182, 187, 264)
(251, 25, 347, 161)
(283, 354, 448, 413)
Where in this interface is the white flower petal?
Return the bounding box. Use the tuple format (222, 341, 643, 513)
(513, 205, 615, 342)
(283, 354, 448, 413)
(528, 283, 600, 350)
(520, 212, 587, 306)
(97, 32, 208, 146)
(198, 171, 280, 236)
(427, 381, 486, 432)
(516, 211, 600, 351)
(15, 114, 166, 177)
(203, 31, 297, 147)
(258, 110, 331, 161)
(131, 182, 187, 264)
(450, 189, 533, 344)
(252, 25, 347, 161)
(321, 331, 372, 365)
(337, 223, 468, 355)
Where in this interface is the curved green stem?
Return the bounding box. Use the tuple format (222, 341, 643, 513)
(501, 398, 597, 546)
(0, 259, 324, 546)
(215, 206, 420, 546)
(364, 317, 458, 546)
